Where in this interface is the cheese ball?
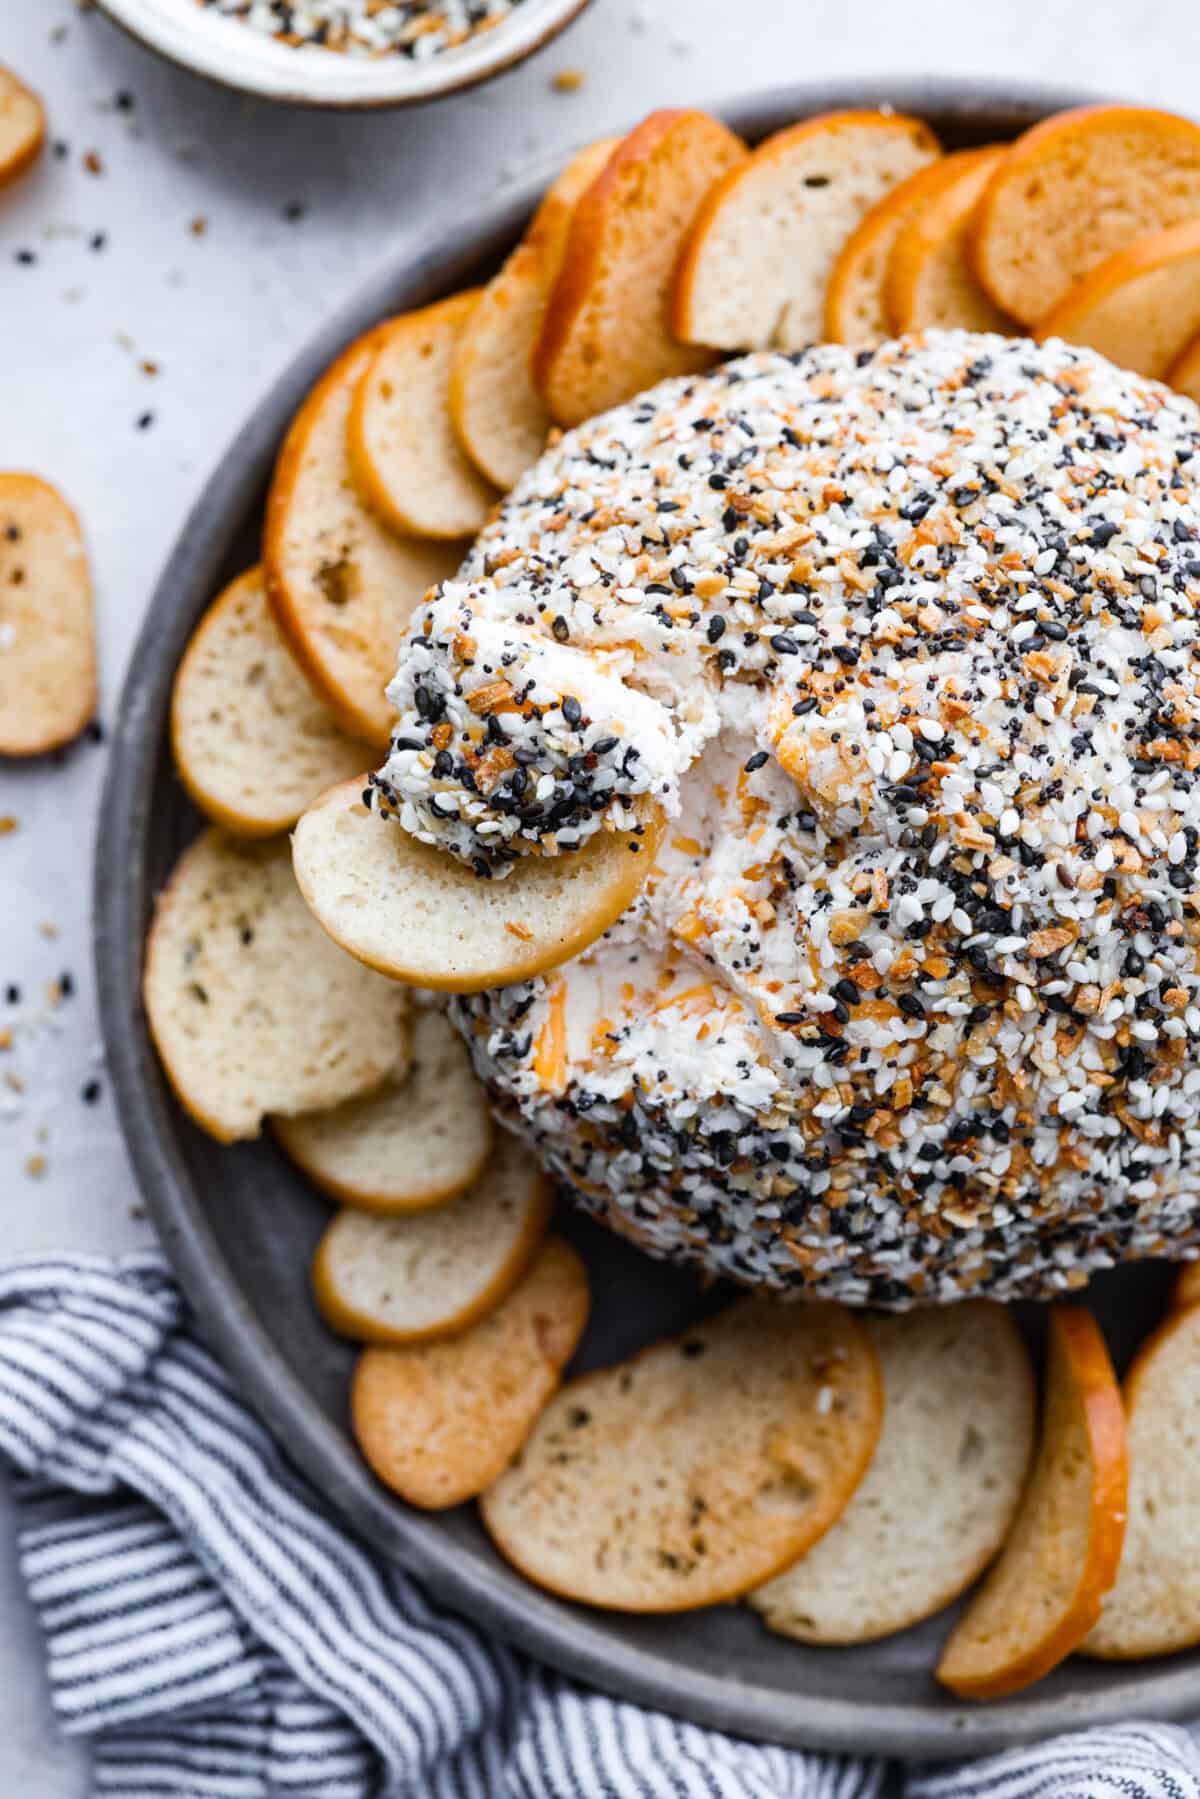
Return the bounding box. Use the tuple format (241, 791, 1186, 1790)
(381, 332, 1200, 1304)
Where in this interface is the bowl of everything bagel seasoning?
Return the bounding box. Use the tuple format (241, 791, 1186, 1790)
(95, 0, 594, 106)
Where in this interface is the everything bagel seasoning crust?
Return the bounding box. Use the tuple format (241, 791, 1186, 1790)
(385, 331, 1200, 1304)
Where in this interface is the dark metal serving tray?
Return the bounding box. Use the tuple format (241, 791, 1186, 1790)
(96, 77, 1196, 1759)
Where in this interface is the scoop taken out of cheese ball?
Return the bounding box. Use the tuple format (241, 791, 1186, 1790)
(369, 330, 1200, 1307)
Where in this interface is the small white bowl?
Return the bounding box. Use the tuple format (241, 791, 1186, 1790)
(96, 0, 595, 108)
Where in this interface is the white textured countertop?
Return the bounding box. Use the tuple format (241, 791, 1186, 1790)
(0, 0, 1195, 1785)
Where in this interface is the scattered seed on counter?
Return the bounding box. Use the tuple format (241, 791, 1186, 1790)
(552, 67, 586, 91)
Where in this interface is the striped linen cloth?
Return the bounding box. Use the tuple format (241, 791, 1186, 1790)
(0, 1256, 1196, 1799)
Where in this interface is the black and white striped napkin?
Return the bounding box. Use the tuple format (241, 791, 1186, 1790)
(0, 1253, 1195, 1799)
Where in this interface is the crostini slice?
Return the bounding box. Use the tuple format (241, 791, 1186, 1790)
(1168, 330, 1200, 407)
(143, 831, 409, 1144)
(312, 1131, 553, 1346)
(0, 68, 45, 190)
(449, 137, 619, 492)
(886, 145, 1014, 335)
(273, 1007, 492, 1213)
(352, 1233, 589, 1509)
(1036, 221, 1200, 380)
(348, 292, 498, 541)
(263, 324, 464, 748)
(1084, 1301, 1200, 1659)
(479, 1297, 882, 1612)
(675, 109, 940, 353)
(0, 474, 96, 757)
(534, 108, 748, 428)
(751, 1304, 1035, 1646)
(292, 778, 664, 992)
(1172, 1260, 1200, 1310)
(973, 104, 1200, 325)
(824, 153, 952, 344)
(937, 1306, 1127, 1700)
(171, 566, 370, 837)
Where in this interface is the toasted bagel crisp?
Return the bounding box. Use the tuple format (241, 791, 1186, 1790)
(973, 104, 1200, 324)
(675, 109, 939, 352)
(480, 1298, 882, 1613)
(939, 1307, 1127, 1699)
(886, 146, 1014, 334)
(1168, 330, 1200, 407)
(449, 137, 619, 492)
(291, 778, 664, 992)
(143, 831, 409, 1144)
(352, 1235, 589, 1509)
(1037, 221, 1200, 379)
(535, 108, 747, 428)
(751, 1304, 1035, 1646)
(1084, 1301, 1200, 1660)
(348, 292, 498, 541)
(0, 474, 96, 757)
(824, 153, 952, 344)
(171, 566, 369, 837)
(0, 68, 44, 191)
(274, 1008, 492, 1213)
(1173, 1260, 1200, 1310)
(264, 325, 464, 748)
(312, 1132, 553, 1346)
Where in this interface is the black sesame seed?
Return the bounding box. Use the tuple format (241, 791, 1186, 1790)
(743, 750, 768, 773)
(898, 993, 926, 1019)
(706, 615, 726, 643)
(561, 695, 582, 727)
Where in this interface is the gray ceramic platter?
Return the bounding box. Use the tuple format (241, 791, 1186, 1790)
(95, 77, 1200, 1760)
